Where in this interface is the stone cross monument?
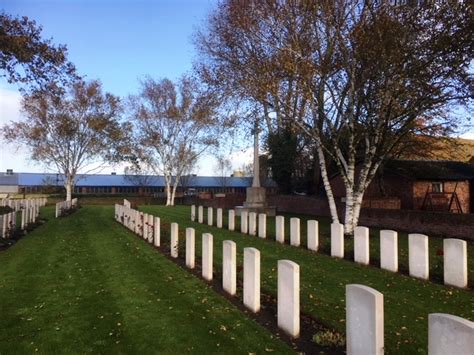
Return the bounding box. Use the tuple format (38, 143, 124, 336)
(244, 120, 266, 209)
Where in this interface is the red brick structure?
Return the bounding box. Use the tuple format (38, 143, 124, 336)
(329, 160, 474, 213)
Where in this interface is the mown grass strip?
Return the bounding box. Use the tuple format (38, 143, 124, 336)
(0, 206, 292, 353)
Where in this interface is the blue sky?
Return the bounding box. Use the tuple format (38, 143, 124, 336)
(2, 0, 215, 96)
(0, 0, 255, 174)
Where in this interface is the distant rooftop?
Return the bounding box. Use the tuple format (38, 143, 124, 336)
(384, 160, 474, 181)
(2, 172, 271, 188)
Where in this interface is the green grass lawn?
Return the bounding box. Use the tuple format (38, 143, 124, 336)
(140, 205, 474, 354)
(0, 206, 292, 353)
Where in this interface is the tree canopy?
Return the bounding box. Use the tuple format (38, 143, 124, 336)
(128, 76, 220, 206)
(2, 79, 131, 200)
(0, 12, 76, 91)
(196, 0, 473, 233)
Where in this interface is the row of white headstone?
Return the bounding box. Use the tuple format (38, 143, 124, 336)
(0, 197, 47, 211)
(114, 204, 304, 343)
(1, 204, 41, 238)
(191, 206, 468, 288)
(118, 204, 473, 354)
(55, 198, 78, 218)
(115, 204, 160, 247)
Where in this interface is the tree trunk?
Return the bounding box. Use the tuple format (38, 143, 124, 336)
(344, 188, 355, 235)
(170, 182, 179, 206)
(165, 176, 172, 206)
(65, 179, 73, 201)
(351, 192, 364, 232)
(315, 143, 339, 223)
(343, 190, 364, 236)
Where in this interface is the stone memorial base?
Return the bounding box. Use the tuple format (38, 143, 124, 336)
(235, 205, 276, 217)
(235, 187, 276, 216)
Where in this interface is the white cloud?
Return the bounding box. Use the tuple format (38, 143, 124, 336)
(459, 132, 474, 140)
(228, 147, 254, 170)
(0, 86, 22, 125)
(0, 86, 36, 173)
(195, 147, 254, 176)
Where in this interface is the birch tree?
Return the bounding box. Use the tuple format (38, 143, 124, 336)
(128, 76, 219, 206)
(214, 155, 233, 190)
(2, 79, 130, 201)
(196, 0, 473, 234)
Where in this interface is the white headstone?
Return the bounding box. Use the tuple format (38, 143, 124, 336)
(217, 208, 223, 228)
(380, 230, 398, 272)
(307, 220, 319, 251)
(202, 233, 213, 281)
(331, 223, 344, 258)
(346, 284, 384, 355)
(186, 228, 195, 269)
(142, 213, 148, 240)
(278, 260, 300, 338)
(276, 216, 285, 243)
(354, 226, 369, 265)
(198, 206, 203, 223)
(290, 218, 300, 247)
(241, 211, 248, 234)
(138, 212, 146, 238)
(191, 205, 196, 222)
(170, 223, 178, 258)
(428, 313, 474, 355)
(248, 212, 257, 236)
(244, 247, 260, 313)
(408, 233, 429, 280)
(21, 208, 26, 230)
(147, 214, 154, 242)
(258, 213, 266, 239)
(223, 240, 237, 295)
(444, 239, 468, 288)
(207, 207, 213, 226)
(1, 215, 5, 238)
(228, 209, 235, 231)
(135, 210, 141, 235)
(154, 217, 160, 247)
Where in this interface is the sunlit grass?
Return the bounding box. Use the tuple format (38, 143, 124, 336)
(0, 206, 291, 353)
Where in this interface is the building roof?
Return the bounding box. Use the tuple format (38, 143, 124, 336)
(14, 172, 257, 188)
(0, 172, 18, 186)
(384, 160, 474, 181)
(397, 137, 474, 162)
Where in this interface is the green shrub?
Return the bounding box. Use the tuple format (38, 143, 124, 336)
(312, 329, 346, 347)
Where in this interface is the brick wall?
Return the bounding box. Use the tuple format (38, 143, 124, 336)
(412, 180, 470, 213)
(200, 194, 246, 209)
(267, 195, 333, 216)
(202, 193, 473, 239)
(359, 208, 474, 240)
(329, 173, 413, 209)
(264, 194, 474, 240)
(361, 198, 401, 209)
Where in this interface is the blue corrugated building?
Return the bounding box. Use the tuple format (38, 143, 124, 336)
(1, 171, 269, 195)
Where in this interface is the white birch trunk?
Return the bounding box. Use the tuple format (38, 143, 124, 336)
(170, 181, 179, 206)
(344, 160, 379, 235)
(164, 175, 172, 206)
(315, 143, 339, 223)
(65, 179, 73, 202)
(344, 188, 355, 235)
(351, 192, 364, 231)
